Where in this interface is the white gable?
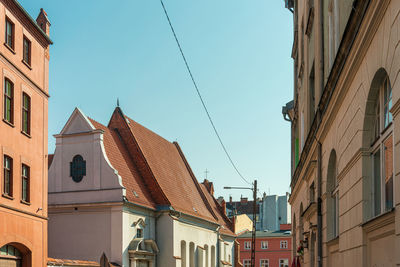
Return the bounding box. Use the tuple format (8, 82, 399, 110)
(60, 108, 95, 135)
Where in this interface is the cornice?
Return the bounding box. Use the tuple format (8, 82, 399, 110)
(2, 0, 52, 47)
(292, 0, 391, 190)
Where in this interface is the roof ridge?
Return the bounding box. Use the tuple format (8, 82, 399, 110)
(125, 115, 173, 144)
(110, 107, 171, 207)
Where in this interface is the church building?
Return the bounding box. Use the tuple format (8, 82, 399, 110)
(47, 107, 236, 267)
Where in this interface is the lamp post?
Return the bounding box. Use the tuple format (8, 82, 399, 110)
(224, 180, 257, 267)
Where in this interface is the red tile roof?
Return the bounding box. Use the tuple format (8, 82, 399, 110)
(86, 107, 234, 234)
(88, 118, 156, 209)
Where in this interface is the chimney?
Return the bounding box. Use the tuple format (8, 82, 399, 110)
(203, 179, 214, 196)
(36, 8, 51, 36)
(220, 199, 226, 216)
(229, 196, 232, 203)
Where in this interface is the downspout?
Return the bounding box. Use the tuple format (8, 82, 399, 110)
(317, 141, 323, 267)
(317, 0, 324, 265)
(216, 226, 221, 267)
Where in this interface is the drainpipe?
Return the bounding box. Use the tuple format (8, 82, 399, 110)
(216, 226, 221, 267)
(316, 0, 324, 264)
(317, 141, 323, 267)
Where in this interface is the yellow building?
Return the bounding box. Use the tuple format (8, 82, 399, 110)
(284, 0, 400, 266)
(233, 214, 253, 235)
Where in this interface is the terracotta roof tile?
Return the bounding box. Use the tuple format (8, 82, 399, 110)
(199, 183, 235, 236)
(125, 117, 218, 221)
(83, 108, 234, 233)
(88, 118, 156, 209)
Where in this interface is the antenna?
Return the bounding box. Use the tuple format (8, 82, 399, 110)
(117, 98, 120, 107)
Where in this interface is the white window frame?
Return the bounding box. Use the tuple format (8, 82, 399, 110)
(279, 258, 289, 267)
(261, 240, 268, 249)
(260, 259, 269, 267)
(280, 240, 288, 249)
(243, 259, 251, 267)
(244, 241, 251, 250)
(371, 75, 394, 217)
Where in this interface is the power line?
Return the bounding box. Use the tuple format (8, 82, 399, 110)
(159, 0, 251, 186)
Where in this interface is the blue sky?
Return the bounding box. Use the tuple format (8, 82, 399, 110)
(20, 0, 293, 200)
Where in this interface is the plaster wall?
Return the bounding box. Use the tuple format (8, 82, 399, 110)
(48, 205, 122, 264)
(121, 206, 156, 267)
(291, 1, 400, 266)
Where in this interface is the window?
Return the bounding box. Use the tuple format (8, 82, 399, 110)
(70, 155, 86, 183)
(22, 93, 30, 135)
(3, 155, 12, 197)
(243, 259, 251, 267)
(328, 0, 339, 69)
(0, 244, 22, 266)
(261, 241, 268, 249)
(21, 164, 29, 202)
(279, 259, 289, 267)
(327, 150, 339, 239)
(23, 37, 31, 65)
(5, 18, 14, 49)
(244, 241, 251, 250)
(211, 246, 215, 267)
(309, 182, 315, 203)
(260, 259, 269, 267)
(136, 228, 143, 238)
(181, 241, 186, 267)
(280, 240, 288, 249)
(371, 74, 394, 216)
(4, 78, 13, 124)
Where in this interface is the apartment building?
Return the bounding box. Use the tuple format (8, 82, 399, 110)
(283, 0, 400, 266)
(0, 1, 51, 267)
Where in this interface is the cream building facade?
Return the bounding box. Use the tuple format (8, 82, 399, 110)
(48, 108, 236, 267)
(284, 0, 400, 266)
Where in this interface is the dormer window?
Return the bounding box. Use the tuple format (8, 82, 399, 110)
(70, 155, 86, 183)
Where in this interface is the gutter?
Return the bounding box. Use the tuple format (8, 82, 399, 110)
(12, 0, 53, 44)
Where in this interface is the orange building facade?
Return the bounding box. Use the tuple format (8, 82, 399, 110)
(0, 1, 51, 266)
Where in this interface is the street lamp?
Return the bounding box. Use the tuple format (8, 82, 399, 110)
(224, 180, 257, 267)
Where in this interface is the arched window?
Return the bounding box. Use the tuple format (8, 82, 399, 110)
(181, 241, 186, 267)
(189, 242, 195, 267)
(204, 245, 209, 267)
(211, 246, 216, 267)
(0, 244, 22, 267)
(327, 150, 339, 240)
(363, 69, 394, 220)
(70, 155, 86, 183)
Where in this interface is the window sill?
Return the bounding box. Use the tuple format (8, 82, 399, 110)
(20, 200, 31, 206)
(2, 193, 14, 200)
(3, 43, 15, 54)
(3, 119, 14, 128)
(326, 236, 339, 246)
(362, 208, 395, 231)
(21, 131, 31, 138)
(21, 60, 32, 70)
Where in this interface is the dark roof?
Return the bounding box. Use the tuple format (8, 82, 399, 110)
(226, 200, 260, 215)
(237, 230, 292, 238)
